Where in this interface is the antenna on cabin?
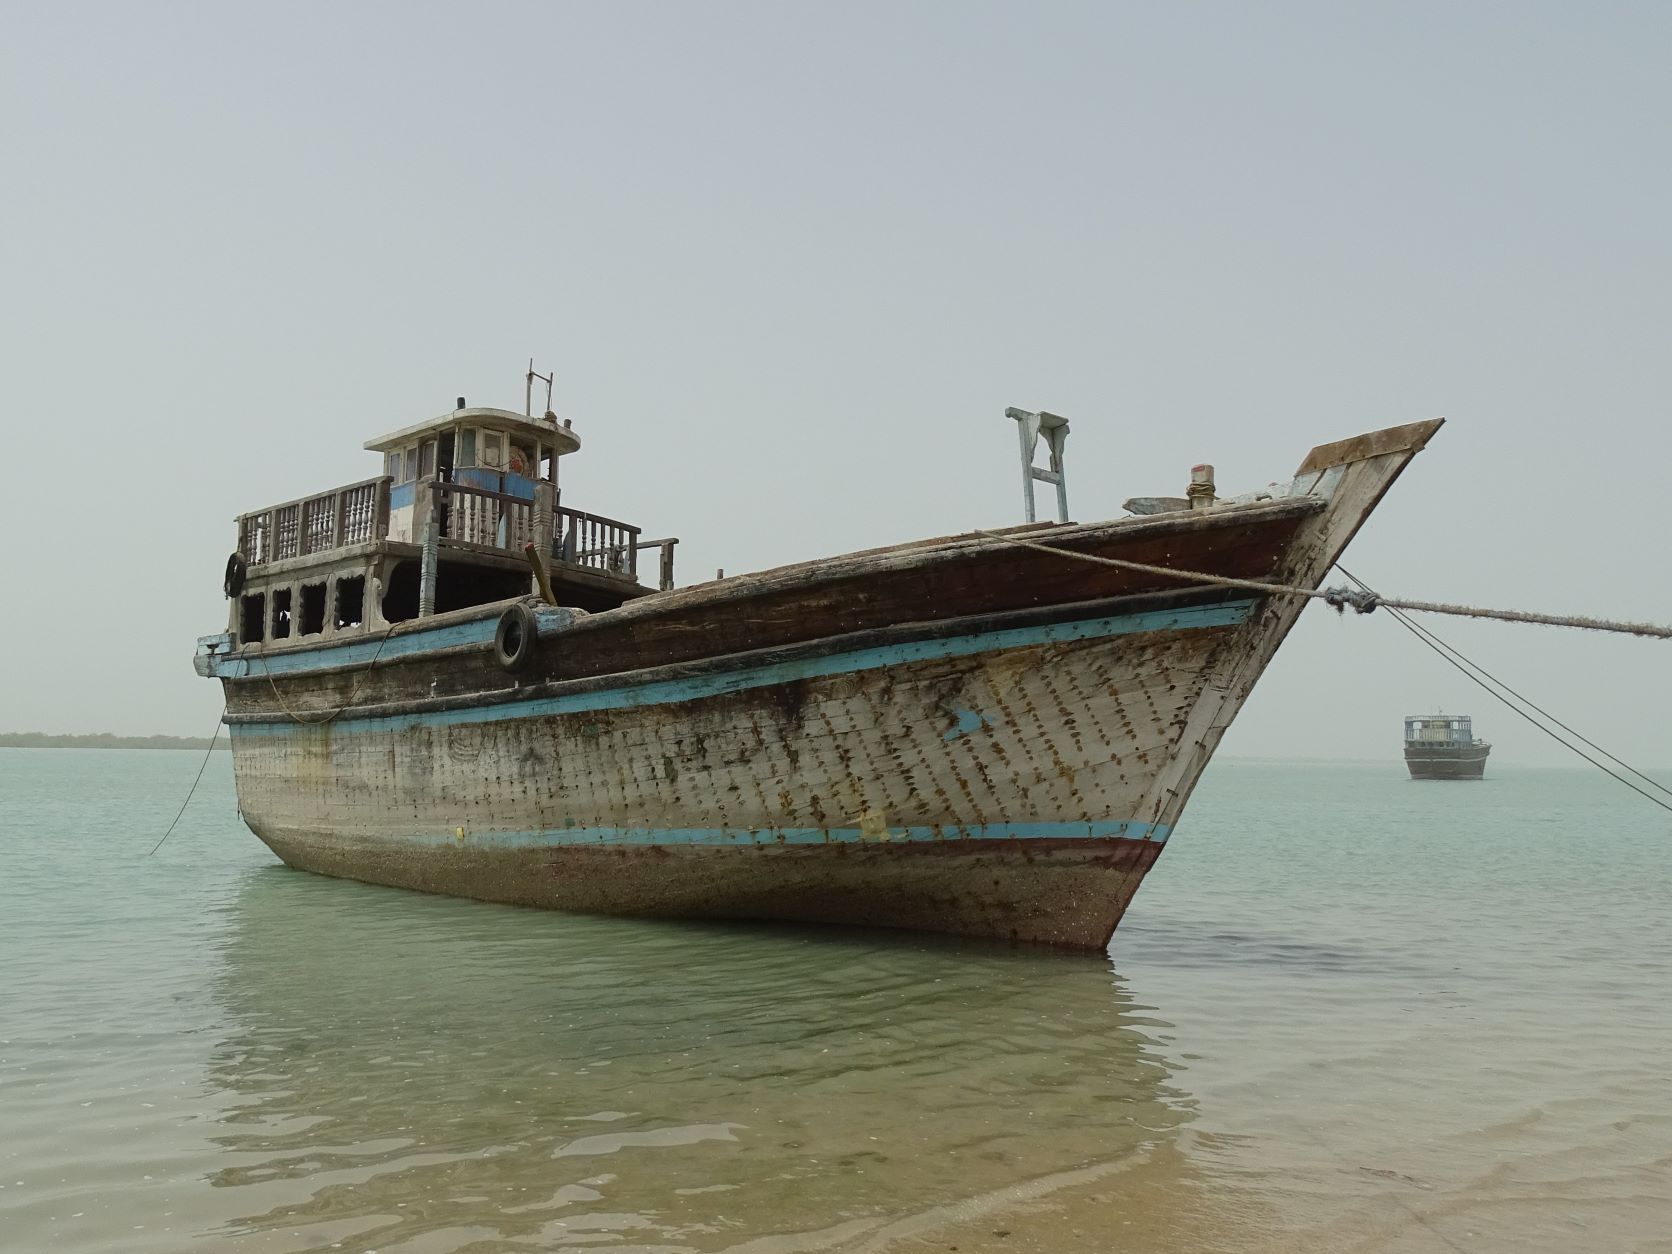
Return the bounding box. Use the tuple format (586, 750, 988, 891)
(1007, 407, 1071, 524)
(526, 359, 556, 419)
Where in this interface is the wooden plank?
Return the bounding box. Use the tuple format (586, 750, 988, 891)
(1294, 417, 1444, 476)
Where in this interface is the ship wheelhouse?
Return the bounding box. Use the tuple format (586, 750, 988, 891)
(1403, 715, 1476, 748)
(224, 401, 676, 651)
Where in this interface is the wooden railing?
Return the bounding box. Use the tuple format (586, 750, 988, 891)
(235, 475, 677, 590)
(238, 477, 389, 567)
(432, 481, 536, 550)
(638, 538, 679, 591)
(555, 505, 640, 578)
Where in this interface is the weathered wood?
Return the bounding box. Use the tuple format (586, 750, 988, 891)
(637, 537, 679, 591)
(418, 512, 438, 618)
(235, 476, 389, 567)
(220, 500, 1318, 715)
(523, 541, 556, 606)
(556, 505, 640, 578)
(1293, 417, 1444, 476)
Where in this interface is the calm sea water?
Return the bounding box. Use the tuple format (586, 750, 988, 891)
(2, 750, 1669, 1253)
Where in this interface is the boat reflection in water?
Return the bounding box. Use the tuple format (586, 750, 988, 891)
(203, 866, 1201, 1250)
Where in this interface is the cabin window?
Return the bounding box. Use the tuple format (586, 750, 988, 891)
(239, 593, 265, 644)
(271, 588, 292, 639)
(334, 576, 365, 630)
(379, 557, 534, 623)
(403, 446, 419, 483)
(419, 440, 436, 479)
(457, 427, 476, 467)
(384, 452, 400, 480)
(482, 431, 503, 469)
(539, 450, 553, 481)
(299, 582, 326, 635)
(507, 444, 533, 477)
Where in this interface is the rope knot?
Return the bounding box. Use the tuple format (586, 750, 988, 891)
(1323, 586, 1380, 615)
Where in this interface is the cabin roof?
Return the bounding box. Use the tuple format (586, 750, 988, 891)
(362, 407, 583, 456)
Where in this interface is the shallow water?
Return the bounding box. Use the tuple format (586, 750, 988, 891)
(2, 750, 1669, 1252)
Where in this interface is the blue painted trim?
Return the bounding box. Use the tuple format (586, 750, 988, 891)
(212, 617, 500, 678)
(455, 467, 500, 491)
(389, 481, 416, 509)
(214, 606, 583, 678)
(229, 599, 1254, 734)
(349, 820, 1168, 849)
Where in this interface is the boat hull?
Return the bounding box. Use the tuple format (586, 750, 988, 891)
(1405, 744, 1490, 779)
(230, 596, 1246, 948)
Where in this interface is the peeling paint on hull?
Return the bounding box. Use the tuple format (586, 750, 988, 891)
(230, 612, 1231, 948)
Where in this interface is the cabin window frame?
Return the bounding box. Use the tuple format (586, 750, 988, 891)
(239, 592, 266, 645)
(298, 582, 327, 636)
(333, 574, 366, 631)
(271, 586, 293, 640)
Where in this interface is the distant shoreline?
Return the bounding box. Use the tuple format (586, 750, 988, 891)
(0, 733, 228, 750)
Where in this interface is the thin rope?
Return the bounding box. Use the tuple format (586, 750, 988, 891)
(149, 709, 226, 855)
(1334, 566, 1672, 816)
(971, 530, 1672, 640)
(258, 622, 400, 725)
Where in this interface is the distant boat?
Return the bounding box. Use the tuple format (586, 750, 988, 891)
(1404, 715, 1490, 779)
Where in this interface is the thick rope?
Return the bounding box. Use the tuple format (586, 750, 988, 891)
(258, 622, 400, 725)
(972, 530, 1672, 640)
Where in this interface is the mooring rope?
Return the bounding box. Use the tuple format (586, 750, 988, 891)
(1333, 566, 1672, 816)
(971, 530, 1672, 640)
(148, 708, 227, 855)
(258, 622, 400, 725)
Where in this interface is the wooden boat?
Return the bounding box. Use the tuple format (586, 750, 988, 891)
(1404, 714, 1490, 779)
(196, 391, 1443, 949)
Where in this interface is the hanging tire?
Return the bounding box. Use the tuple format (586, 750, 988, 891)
(493, 602, 538, 672)
(223, 552, 247, 599)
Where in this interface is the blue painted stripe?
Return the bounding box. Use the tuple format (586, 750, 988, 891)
(365, 820, 1168, 849)
(213, 617, 500, 678)
(231, 599, 1254, 734)
(389, 481, 416, 509)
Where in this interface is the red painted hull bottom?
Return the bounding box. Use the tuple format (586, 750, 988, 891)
(257, 829, 1167, 950)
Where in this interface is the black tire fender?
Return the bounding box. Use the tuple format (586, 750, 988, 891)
(493, 602, 538, 672)
(223, 552, 247, 599)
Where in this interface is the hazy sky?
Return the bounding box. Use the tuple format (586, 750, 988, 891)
(3, 2, 1668, 767)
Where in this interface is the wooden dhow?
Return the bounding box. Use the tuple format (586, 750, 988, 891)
(197, 390, 1444, 949)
